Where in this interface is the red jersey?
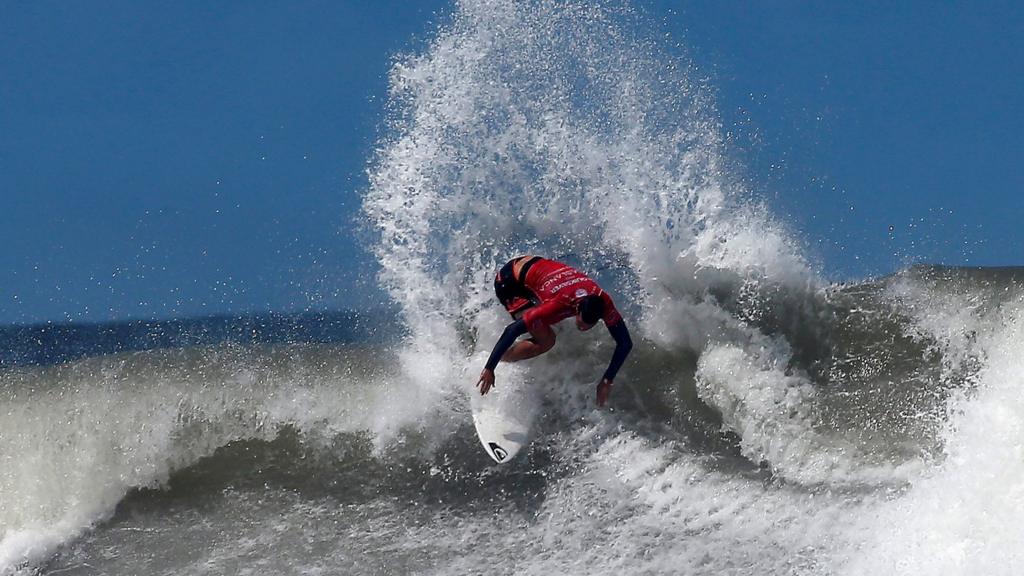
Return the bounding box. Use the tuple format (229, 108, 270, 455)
(516, 258, 622, 331)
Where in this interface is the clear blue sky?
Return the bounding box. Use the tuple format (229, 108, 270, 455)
(1, 1, 1021, 324)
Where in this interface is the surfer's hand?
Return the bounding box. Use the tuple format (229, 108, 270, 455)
(596, 378, 613, 407)
(477, 369, 495, 395)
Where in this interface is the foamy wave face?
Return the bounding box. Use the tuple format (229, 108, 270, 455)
(696, 343, 927, 485)
(382, 431, 868, 575)
(841, 297, 1024, 575)
(0, 345, 400, 574)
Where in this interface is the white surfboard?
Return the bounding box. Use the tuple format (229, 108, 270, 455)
(470, 362, 539, 464)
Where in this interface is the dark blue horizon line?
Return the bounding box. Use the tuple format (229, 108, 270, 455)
(0, 305, 401, 332)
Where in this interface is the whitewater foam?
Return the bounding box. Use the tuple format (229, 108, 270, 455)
(842, 297, 1024, 574)
(0, 345, 402, 573)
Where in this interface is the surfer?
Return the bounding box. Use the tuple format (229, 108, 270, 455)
(476, 256, 633, 406)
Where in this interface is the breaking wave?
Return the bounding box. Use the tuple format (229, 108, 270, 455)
(2, 1, 1021, 574)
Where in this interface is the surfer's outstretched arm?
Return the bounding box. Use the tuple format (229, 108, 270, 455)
(603, 321, 633, 381)
(596, 321, 633, 406)
(478, 319, 527, 395)
(478, 318, 558, 395)
(484, 319, 528, 372)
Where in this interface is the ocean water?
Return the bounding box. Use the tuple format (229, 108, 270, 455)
(3, 1, 1023, 574)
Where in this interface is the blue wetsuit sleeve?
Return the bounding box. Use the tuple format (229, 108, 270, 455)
(484, 319, 528, 371)
(602, 320, 633, 381)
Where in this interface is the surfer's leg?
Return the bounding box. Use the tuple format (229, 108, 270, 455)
(494, 259, 534, 318)
(502, 324, 555, 362)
